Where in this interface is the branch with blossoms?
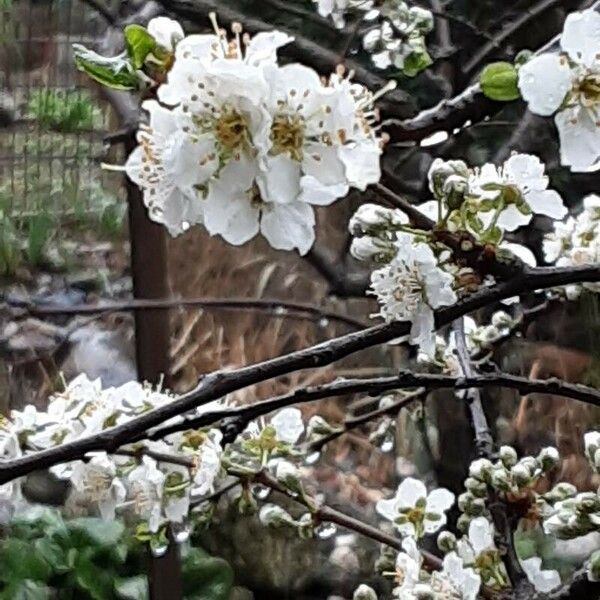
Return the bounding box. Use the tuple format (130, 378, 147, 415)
(5, 4, 600, 599)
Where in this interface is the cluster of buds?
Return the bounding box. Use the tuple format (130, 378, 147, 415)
(543, 491, 600, 540)
(585, 431, 600, 473)
(459, 446, 559, 529)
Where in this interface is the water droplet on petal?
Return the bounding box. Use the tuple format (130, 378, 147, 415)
(251, 484, 271, 500)
(305, 451, 321, 465)
(151, 543, 169, 558)
(316, 521, 337, 539)
(379, 433, 394, 453)
(173, 522, 190, 543)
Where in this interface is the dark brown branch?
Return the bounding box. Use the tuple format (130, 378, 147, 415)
(80, 0, 117, 26)
(462, 0, 563, 76)
(8, 296, 367, 330)
(1, 263, 599, 484)
(253, 471, 443, 570)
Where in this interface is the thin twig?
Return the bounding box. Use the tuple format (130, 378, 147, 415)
(1, 263, 599, 484)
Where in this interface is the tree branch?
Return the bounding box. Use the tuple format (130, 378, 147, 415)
(0, 263, 599, 484)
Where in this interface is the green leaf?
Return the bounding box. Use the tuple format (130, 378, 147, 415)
(73, 44, 139, 90)
(124, 25, 157, 69)
(33, 539, 69, 573)
(402, 48, 432, 77)
(0, 580, 52, 600)
(480, 62, 520, 101)
(115, 576, 149, 600)
(73, 555, 115, 600)
(68, 518, 125, 547)
(0, 539, 53, 583)
(182, 550, 234, 600)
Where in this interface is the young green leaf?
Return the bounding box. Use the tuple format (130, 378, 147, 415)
(73, 44, 139, 90)
(124, 25, 157, 69)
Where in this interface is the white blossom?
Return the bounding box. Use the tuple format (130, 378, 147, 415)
(520, 557, 561, 593)
(270, 408, 305, 445)
(70, 453, 126, 520)
(128, 456, 166, 533)
(147, 17, 184, 52)
(518, 9, 600, 171)
(441, 552, 481, 600)
(468, 153, 567, 232)
(392, 536, 421, 597)
(376, 477, 455, 538)
(369, 232, 457, 356)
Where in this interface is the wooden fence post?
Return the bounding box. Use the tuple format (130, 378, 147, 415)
(125, 134, 183, 600)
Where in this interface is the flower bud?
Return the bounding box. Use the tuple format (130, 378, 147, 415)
(491, 311, 512, 329)
(499, 445, 518, 468)
(306, 415, 339, 440)
(437, 531, 457, 553)
(443, 175, 468, 210)
(259, 504, 294, 527)
(465, 477, 488, 498)
(576, 492, 600, 513)
(511, 463, 532, 487)
(409, 6, 434, 33)
(350, 236, 394, 262)
(349, 204, 406, 236)
(537, 447, 560, 472)
(545, 482, 577, 503)
(588, 550, 600, 582)
(469, 458, 493, 482)
(353, 584, 378, 600)
(457, 513, 471, 533)
(275, 460, 301, 493)
(491, 467, 511, 492)
(428, 158, 469, 199)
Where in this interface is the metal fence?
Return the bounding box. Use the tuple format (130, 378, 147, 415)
(0, 0, 123, 220)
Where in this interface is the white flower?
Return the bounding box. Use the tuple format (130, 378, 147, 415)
(518, 9, 600, 171)
(457, 517, 496, 565)
(392, 536, 421, 597)
(376, 477, 455, 538)
(128, 457, 165, 532)
(520, 556, 561, 593)
(270, 408, 304, 444)
(192, 429, 223, 495)
(313, 0, 370, 28)
(349, 203, 407, 235)
(70, 453, 126, 520)
(469, 153, 567, 232)
(442, 552, 481, 600)
(147, 17, 184, 52)
(369, 233, 457, 356)
(123, 100, 206, 236)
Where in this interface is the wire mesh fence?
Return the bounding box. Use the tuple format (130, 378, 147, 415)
(0, 0, 124, 223)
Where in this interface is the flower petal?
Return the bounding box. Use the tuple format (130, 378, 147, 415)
(518, 54, 572, 116)
(556, 109, 600, 172)
(426, 487, 455, 513)
(203, 186, 259, 245)
(260, 201, 315, 255)
(526, 189, 567, 219)
(561, 8, 600, 66)
(257, 155, 301, 204)
(396, 477, 427, 508)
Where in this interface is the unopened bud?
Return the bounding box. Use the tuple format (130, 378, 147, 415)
(499, 445, 518, 468)
(545, 482, 577, 503)
(259, 504, 294, 528)
(491, 311, 512, 329)
(437, 531, 457, 553)
(491, 467, 511, 492)
(465, 477, 488, 498)
(350, 236, 394, 262)
(537, 447, 560, 472)
(444, 175, 468, 210)
(306, 415, 339, 440)
(588, 550, 600, 582)
(428, 158, 469, 199)
(349, 204, 406, 236)
(353, 584, 378, 600)
(469, 458, 493, 482)
(409, 6, 434, 32)
(511, 463, 531, 487)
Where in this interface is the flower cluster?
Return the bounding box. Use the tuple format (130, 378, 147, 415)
(518, 9, 600, 172)
(313, 1, 433, 75)
(350, 153, 562, 355)
(0, 375, 224, 549)
(122, 16, 390, 254)
(544, 194, 600, 298)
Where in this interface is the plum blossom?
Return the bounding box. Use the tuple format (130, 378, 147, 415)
(369, 232, 457, 356)
(313, 0, 371, 28)
(468, 153, 567, 232)
(123, 100, 206, 235)
(441, 552, 481, 600)
(376, 477, 455, 538)
(392, 536, 421, 597)
(520, 557, 561, 593)
(270, 408, 305, 445)
(147, 16, 184, 52)
(518, 9, 600, 171)
(70, 453, 126, 520)
(129, 456, 166, 533)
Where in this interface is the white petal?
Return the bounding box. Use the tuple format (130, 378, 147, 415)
(338, 142, 382, 191)
(426, 488, 455, 513)
(203, 186, 260, 245)
(518, 54, 572, 116)
(503, 153, 546, 189)
(497, 205, 532, 231)
(376, 497, 399, 522)
(260, 202, 315, 255)
(561, 9, 600, 66)
(300, 145, 349, 205)
(520, 557, 561, 593)
(257, 155, 301, 204)
(468, 517, 494, 555)
(500, 242, 537, 266)
(147, 17, 184, 52)
(526, 189, 567, 219)
(271, 407, 304, 444)
(124, 146, 144, 187)
(556, 109, 600, 172)
(396, 477, 428, 508)
(245, 31, 294, 66)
